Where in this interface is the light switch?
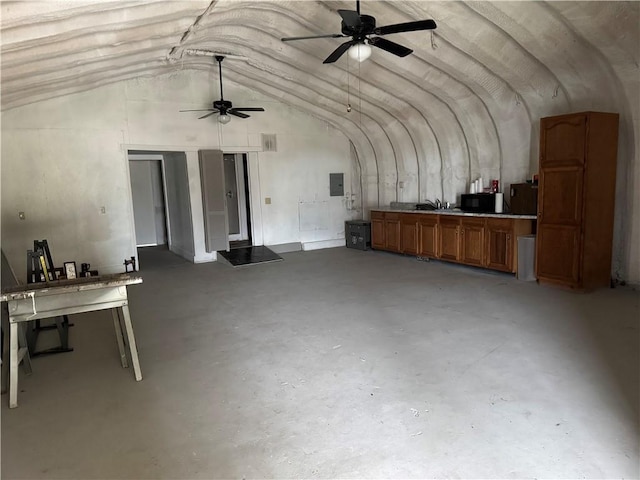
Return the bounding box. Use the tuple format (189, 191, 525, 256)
(265, 197, 271, 205)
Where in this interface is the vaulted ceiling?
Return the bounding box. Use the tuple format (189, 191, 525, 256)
(1, 1, 638, 206)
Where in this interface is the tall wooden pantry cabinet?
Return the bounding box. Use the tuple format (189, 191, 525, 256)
(536, 111, 619, 290)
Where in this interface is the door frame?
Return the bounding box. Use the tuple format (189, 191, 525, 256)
(221, 149, 263, 247)
(127, 153, 172, 249)
(122, 144, 264, 265)
(225, 153, 250, 242)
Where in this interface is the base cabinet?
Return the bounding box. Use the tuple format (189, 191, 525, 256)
(460, 218, 485, 266)
(418, 215, 438, 258)
(371, 210, 401, 252)
(400, 214, 419, 255)
(438, 217, 460, 262)
(371, 210, 533, 274)
(485, 218, 514, 272)
(371, 216, 385, 250)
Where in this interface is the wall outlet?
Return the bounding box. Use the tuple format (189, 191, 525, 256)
(265, 197, 271, 205)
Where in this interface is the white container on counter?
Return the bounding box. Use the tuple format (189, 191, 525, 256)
(495, 192, 504, 213)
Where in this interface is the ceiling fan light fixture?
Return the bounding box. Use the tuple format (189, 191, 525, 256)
(348, 42, 372, 62)
(218, 114, 231, 124)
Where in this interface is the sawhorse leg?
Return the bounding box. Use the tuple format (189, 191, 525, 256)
(8, 322, 33, 408)
(120, 304, 142, 381)
(111, 308, 128, 368)
(9, 322, 18, 408)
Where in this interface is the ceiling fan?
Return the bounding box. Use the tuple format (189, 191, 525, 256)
(281, 0, 437, 64)
(180, 55, 264, 124)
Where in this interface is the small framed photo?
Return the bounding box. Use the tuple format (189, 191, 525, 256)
(54, 267, 65, 280)
(64, 261, 77, 280)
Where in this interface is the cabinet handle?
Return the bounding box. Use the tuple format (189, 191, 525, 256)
(506, 234, 511, 241)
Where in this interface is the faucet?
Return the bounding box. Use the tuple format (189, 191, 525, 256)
(435, 198, 442, 209)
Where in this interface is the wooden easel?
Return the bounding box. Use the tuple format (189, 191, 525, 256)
(25, 240, 73, 357)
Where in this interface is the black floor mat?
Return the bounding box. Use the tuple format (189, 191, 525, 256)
(217, 246, 283, 267)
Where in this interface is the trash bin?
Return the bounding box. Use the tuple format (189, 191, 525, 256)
(345, 220, 371, 251)
(517, 234, 536, 281)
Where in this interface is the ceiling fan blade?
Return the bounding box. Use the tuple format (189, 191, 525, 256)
(180, 109, 216, 112)
(323, 40, 354, 64)
(374, 19, 437, 36)
(229, 110, 250, 119)
(369, 37, 413, 57)
(198, 111, 219, 119)
(338, 9, 361, 28)
(231, 107, 265, 112)
(282, 33, 345, 42)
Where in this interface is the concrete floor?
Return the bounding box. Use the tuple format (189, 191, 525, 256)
(2, 247, 638, 479)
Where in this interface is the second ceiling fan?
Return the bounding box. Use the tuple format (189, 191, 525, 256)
(281, 0, 437, 64)
(180, 55, 264, 124)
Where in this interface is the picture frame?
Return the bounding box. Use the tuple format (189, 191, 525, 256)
(54, 267, 65, 280)
(64, 261, 77, 280)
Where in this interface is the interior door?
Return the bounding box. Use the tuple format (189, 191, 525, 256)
(129, 160, 166, 247)
(199, 150, 229, 253)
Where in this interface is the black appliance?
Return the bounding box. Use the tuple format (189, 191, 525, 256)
(510, 183, 538, 215)
(460, 193, 495, 213)
(345, 220, 371, 251)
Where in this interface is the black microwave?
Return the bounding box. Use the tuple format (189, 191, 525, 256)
(460, 193, 494, 213)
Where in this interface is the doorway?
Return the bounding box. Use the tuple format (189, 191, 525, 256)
(223, 153, 252, 248)
(128, 151, 195, 268)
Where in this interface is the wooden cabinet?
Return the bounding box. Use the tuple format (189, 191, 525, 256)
(418, 215, 438, 258)
(460, 217, 485, 266)
(537, 112, 619, 289)
(438, 216, 460, 262)
(371, 211, 385, 250)
(485, 218, 513, 272)
(370, 210, 401, 252)
(384, 213, 401, 252)
(400, 214, 419, 255)
(371, 210, 533, 275)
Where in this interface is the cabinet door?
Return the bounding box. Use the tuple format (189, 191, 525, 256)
(539, 167, 584, 225)
(385, 215, 401, 252)
(460, 218, 485, 267)
(400, 214, 419, 255)
(536, 224, 581, 286)
(438, 217, 460, 262)
(540, 114, 587, 167)
(418, 215, 438, 258)
(371, 218, 385, 250)
(485, 219, 513, 272)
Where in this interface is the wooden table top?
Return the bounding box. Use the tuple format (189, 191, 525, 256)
(1, 273, 143, 301)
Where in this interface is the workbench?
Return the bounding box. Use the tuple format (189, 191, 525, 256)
(1, 273, 143, 408)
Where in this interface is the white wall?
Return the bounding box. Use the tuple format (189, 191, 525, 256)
(1, 70, 354, 279)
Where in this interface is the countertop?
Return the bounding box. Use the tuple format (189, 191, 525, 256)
(372, 207, 537, 220)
